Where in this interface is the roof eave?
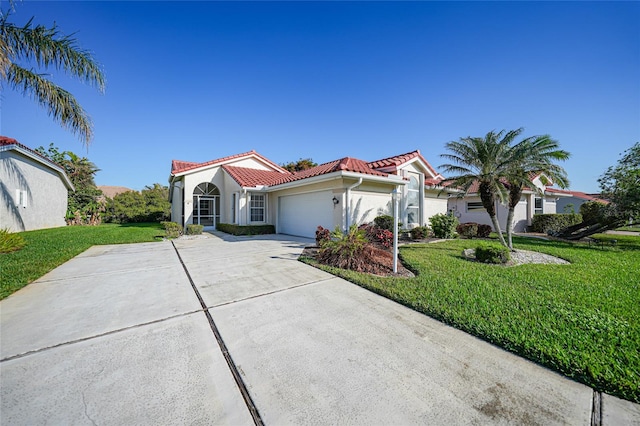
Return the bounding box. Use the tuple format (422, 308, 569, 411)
(1, 144, 75, 191)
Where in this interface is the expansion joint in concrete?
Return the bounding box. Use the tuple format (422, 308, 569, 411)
(171, 241, 264, 426)
(591, 390, 602, 426)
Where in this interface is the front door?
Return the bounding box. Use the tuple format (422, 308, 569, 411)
(193, 195, 219, 229)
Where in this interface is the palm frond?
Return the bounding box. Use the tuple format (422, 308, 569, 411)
(8, 64, 93, 143)
(2, 19, 105, 91)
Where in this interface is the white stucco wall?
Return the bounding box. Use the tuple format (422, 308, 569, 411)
(349, 190, 393, 226)
(448, 195, 541, 232)
(0, 151, 68, 232)
(424, 191, 449, 224)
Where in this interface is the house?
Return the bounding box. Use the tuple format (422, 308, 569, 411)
(168, 149, 452, 238)
(553, 189, 608, 213)
(446, 174, 572, 232)
(0, 136, 74, 232)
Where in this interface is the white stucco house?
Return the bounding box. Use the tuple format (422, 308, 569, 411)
(169, 149, 452, 238)
(446, 174, 571, 232)
(553, 189, 608, 213)
(0, 136, 74, 232)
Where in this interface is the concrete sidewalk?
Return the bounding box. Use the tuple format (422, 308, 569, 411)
(2, 233, 639, 424)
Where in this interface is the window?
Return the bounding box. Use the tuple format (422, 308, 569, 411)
(406, 174, 421, 225)
(15, 189, 27, 208)
(232, 193, 237, 224)
(467, 201, 485, 212)
(534, 197, 543, 215)
(250, 193, 265, 222)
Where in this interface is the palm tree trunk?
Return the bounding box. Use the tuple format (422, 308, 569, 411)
(490, 214, 508, 247)
(505, 207, 515, 250)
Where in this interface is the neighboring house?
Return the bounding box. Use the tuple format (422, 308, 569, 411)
(447, 174, 572, 232)
(553, 189, 608, 213)
(0, 136, 74, 232)
(169, 149, 452, 238)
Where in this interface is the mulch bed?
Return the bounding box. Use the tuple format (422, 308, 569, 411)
(301, 245, 415, 278)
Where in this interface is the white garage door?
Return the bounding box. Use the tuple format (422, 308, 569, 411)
(278, 191, 334, 238)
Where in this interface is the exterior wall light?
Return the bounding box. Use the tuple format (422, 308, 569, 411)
(332, 196, 339, 205)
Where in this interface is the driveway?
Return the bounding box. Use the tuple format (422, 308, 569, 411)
(1, 233, 638, 425)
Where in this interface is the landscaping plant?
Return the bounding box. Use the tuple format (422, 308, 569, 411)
(0, 229, 26, 253)
(186, 224, 204, 235)
(456, 222, 479, 239)
(409, 226, 429, 240)
(474, 243, 510, 264)
(161, 221, 182, 238)
(429, 213, 458, 239)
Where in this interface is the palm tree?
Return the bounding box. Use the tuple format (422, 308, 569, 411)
(1, 6, 105, 144)
(440, 129, 524, 247)
(503, 135, 569, 249)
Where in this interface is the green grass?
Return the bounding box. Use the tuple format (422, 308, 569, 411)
(303, 234, 640, 402)
(0, 223, 165, 300)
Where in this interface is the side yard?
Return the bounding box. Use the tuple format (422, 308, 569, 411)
(0, 223, 165, 299)
(304, 235, 640, 403)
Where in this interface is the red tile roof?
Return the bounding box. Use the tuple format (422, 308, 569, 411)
(170, 150, 288, 175)
(547, 188, 609, 203)
(368, 149, 440, 178)
(171, 148, 450, 188)
(222, 166, 291, 187)
(224, 157, 391, 187)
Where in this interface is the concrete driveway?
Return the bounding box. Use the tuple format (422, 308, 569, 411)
(1, 233, 638, 425)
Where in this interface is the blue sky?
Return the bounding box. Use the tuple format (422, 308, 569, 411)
(2, 1, 639, 192)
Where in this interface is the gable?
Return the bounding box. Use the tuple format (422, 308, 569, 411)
(171, 150, 289, 176)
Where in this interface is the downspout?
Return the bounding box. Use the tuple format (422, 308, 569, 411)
(345, 177, 363, 231)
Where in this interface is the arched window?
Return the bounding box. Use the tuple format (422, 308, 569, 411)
(193, 182, 220, 196)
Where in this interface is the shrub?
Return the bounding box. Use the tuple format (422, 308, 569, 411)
(216, 223, 275, 235)
(161, 221, 182, 239)
(429, 213, 459, 239)
(315, 226, 331, 246)
(531, 213, 582, 234)
(359, 223, 394, 248)
(186, 224, 204, 235)
(318, 225, 371, 271)
(580, 201, 607, 223)
(475, 243, 510, 264)
(477, 224, 492, 238)
(410, 226, 429, 240)
(456, 222, 479, 239)
(104, 184, 170, 224)
(0, 229, 26, 253)
(373, 215, 401, 231)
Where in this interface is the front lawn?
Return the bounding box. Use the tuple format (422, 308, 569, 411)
(0, 223, 165, 300)
(304, 235, 640, 403)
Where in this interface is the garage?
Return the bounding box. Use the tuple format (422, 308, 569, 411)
(278, 191, 335, 238)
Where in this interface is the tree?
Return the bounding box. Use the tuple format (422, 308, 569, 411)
(1, 3, 105, 144)
(104, 184, 170, 223)
(503, 133, 569, 249)
(36, 143, 103, 224)
(440, 129, 523, 247)
(556, 142, 639, 240)
(599, 142, 640, 224)
(282, 158, 317, 173)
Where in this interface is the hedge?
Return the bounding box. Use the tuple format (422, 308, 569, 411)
(531, 213, 582, 234)
(216, 223, 275, 235)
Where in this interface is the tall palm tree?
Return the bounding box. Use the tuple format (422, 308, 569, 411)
(1, 6, 105, 144)
(504, 135, 569, 249)
(440, 129, 524, 248)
